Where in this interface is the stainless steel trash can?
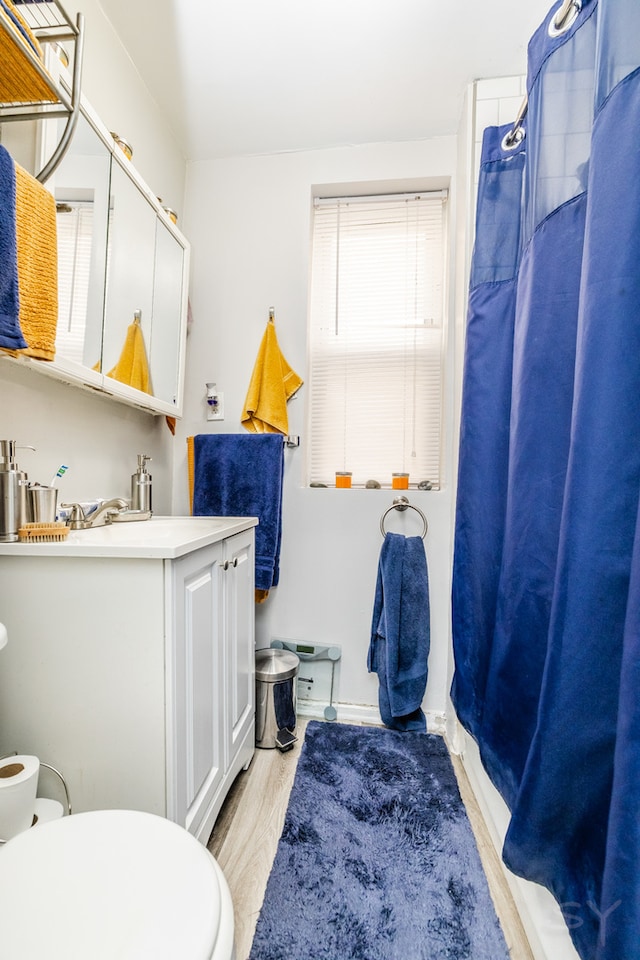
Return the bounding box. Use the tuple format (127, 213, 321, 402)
(255, 648, 300, 751)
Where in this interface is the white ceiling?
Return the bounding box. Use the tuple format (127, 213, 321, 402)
(98, 0, 554, 162)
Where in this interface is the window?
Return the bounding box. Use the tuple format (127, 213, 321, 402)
(307, 190, 447, 489)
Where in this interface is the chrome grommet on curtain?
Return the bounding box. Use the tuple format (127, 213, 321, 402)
(548, 0, 582, 38)
(501, 124, 526, 152)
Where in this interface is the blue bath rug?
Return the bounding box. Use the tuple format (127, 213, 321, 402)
(248, 721, 510, 960)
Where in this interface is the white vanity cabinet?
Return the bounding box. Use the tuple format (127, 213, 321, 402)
(0, 517, 257, 845)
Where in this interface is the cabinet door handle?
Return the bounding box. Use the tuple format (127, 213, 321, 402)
(220, 559, 229, 570)
(232, 557, 238, 567)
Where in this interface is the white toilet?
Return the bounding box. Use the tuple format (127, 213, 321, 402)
(0, 808, 235, 959)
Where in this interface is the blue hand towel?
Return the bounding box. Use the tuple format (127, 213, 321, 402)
(192, 433, 284, 592)
(368, 532, 430, 732)
(0, 145, 27, 351)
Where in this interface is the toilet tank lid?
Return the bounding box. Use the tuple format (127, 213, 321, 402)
(0, 809, 225, 959)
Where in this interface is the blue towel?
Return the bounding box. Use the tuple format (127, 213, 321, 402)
(368, 532, 430, 732)
(192, 433, 284, 592)
(0, 145, 27, 351)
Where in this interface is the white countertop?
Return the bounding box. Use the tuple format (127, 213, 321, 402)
(0, 516, 258, 559)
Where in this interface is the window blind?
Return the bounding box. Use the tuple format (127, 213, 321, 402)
(307, 191, 446, 488)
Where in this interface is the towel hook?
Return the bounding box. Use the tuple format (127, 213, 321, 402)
(380, 496, 428, 540)
(268, 307, 275, 322)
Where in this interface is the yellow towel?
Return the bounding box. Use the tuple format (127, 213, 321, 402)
(0, 1, 57, 105)
(107, 317, 152, 393)
(187, 435, 195, 514)
(241, 319, 303, 435)
(3, 163, 58, 361)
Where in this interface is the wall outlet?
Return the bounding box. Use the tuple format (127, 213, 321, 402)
(207, 392, 224, 420)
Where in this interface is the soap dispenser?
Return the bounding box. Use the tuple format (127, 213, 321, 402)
(131, 454, 152, 514)
(0, 440, 35, 541)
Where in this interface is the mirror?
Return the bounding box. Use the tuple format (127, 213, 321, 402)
(150, 217, 187, 406)
(53, 111, 110, 371)
(1, 92, 189, 417)
(101, 158, 157, 391)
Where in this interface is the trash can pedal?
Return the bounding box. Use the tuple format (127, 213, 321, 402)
(275, 728, 297, 752)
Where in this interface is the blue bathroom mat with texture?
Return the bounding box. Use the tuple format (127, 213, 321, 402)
(249, 720, 510, 960)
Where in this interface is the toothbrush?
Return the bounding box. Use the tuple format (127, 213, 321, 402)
(49, 464, 69, 487)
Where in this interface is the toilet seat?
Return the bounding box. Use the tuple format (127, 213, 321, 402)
(0, 809, 235, 960)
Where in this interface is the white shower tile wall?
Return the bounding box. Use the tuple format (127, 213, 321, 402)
(473, 76, 527, 186)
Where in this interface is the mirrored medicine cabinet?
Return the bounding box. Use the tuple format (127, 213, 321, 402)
(0, 86, 190, 418)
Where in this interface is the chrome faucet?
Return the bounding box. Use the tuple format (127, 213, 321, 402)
(61, 498, 130, 529)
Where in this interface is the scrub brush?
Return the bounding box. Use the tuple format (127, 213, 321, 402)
(18, 522, 69, 543)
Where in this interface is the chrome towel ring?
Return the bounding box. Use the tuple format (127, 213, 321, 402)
(380, 496, 428, 540)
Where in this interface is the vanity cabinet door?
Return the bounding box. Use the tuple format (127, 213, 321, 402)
(170, 529, 255, 843)
(222, 529, 255, 770)
(170, 541, 225, 837)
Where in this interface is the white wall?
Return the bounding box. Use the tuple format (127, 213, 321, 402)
(0, 0, 188, 512)
(174, 137, 458, 718)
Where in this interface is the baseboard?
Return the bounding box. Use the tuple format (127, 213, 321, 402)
(297, 700, 380, 725)
(298, 700, 446, 735)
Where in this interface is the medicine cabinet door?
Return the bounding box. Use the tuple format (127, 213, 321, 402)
(52, 111, 111, 374)
(148, 215, 187, 408)
(101, 156, 157, 393)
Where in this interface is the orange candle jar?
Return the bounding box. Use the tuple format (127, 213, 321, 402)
(392, 473, 409, 490)
(335, 472, 352, 489)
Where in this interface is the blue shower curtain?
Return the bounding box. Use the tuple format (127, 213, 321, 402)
(450, 122, 525, 754)
(452, 1, 640, 957)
